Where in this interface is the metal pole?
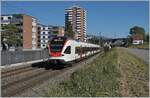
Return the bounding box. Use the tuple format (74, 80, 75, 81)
(114, 32, 116, 39)
(99, 32, 101, 46)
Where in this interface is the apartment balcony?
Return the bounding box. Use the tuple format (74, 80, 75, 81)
(40, 31, 50, 35)
(1, 20, 11, 23)
(76, 17, 81, 19)
(11, 18, 23, 24)
(32, 28, 37, 32)
(68, 14, 72, 16)
(32, 45, 36, 50)
(40, 36, 49, 39)
(32, 33, 36, 38)
(32, 41, 37, 45)
(32, 22, 37, 26)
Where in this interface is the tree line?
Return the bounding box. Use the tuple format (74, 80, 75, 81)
(1, 24, 23, 49)
(1, 21, 149, 50)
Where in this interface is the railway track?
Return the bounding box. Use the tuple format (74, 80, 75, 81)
(1, 66, 33, 78)
(1, 52, 102, 97)
(1, 63, 73, 97)
(2, 69, 61, 96)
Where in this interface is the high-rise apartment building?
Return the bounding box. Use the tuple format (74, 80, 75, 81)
(65, 5, 86, 42)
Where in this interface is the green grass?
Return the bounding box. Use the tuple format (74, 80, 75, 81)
(42, 48, 149, 97)
(43, 49, 121, 97)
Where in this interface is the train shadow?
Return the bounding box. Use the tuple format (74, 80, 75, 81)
(31, 61, 69, 70)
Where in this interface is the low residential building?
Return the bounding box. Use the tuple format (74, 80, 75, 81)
(1, 14, 38, 50)
(1, 15, 13, 25)
(132, 34, 144, 45)
(37, 24, 65, 49)
(1, 14, 65, 49)
(37, 24, 53, 48)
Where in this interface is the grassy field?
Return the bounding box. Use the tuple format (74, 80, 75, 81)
(43, 48, 149, 97)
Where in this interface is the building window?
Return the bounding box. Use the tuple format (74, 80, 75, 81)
(38, 27, 41, 30)
(8, 17, 11, 20)
(43, 27, 45, 30)
(1, 17, 3, 20)
(43, 36, 45, 39)
(20, 22, 23, 25)
(43, 32, 45, 34)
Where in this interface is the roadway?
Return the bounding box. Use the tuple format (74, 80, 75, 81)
(124, 48, 149, 64)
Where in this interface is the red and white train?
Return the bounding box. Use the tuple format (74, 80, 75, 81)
(48, 37, 100, 63)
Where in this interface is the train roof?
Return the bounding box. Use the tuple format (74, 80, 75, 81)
(51, 36, 100, 47)
(71, 39, 100, 47)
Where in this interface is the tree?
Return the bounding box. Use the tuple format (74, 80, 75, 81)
(126, 35, 132, 46)
(130, 26, 146, 40)
(1, 24, 22, 47)
(13, 14, 23, 19)
(145, 33, 149, 43)
(88, 36, 99, 44)
(65, 21, 74, 38)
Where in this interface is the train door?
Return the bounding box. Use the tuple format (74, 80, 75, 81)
(80, 45, 83, 59)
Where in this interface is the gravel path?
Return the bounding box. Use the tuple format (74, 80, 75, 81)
(117, 48, 149, 96)
(124, 48, 149, 64)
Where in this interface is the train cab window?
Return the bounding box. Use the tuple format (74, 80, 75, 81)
(64, 46, 71, 54)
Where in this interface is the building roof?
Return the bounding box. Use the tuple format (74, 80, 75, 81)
(1, 14, 36, 19)
(37, 23, 48, 27)
(132, 34, 144, 40)
(66, 4, 84, 10)
(70, 4, 82, 8)
(1, 14, 13, 17)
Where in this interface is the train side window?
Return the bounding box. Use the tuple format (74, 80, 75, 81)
(64, 46, 71, 54)
(75, 47, 80, 54)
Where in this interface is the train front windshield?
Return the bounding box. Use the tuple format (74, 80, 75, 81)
(50, 37, 66, 52)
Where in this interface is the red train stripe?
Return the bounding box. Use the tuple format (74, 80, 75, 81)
(51, 52, 61, 57)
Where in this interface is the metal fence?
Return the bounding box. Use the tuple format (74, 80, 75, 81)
(1, 50, 49, 66)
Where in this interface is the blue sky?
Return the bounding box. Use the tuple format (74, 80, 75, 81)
(1, 1, 149, 38)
